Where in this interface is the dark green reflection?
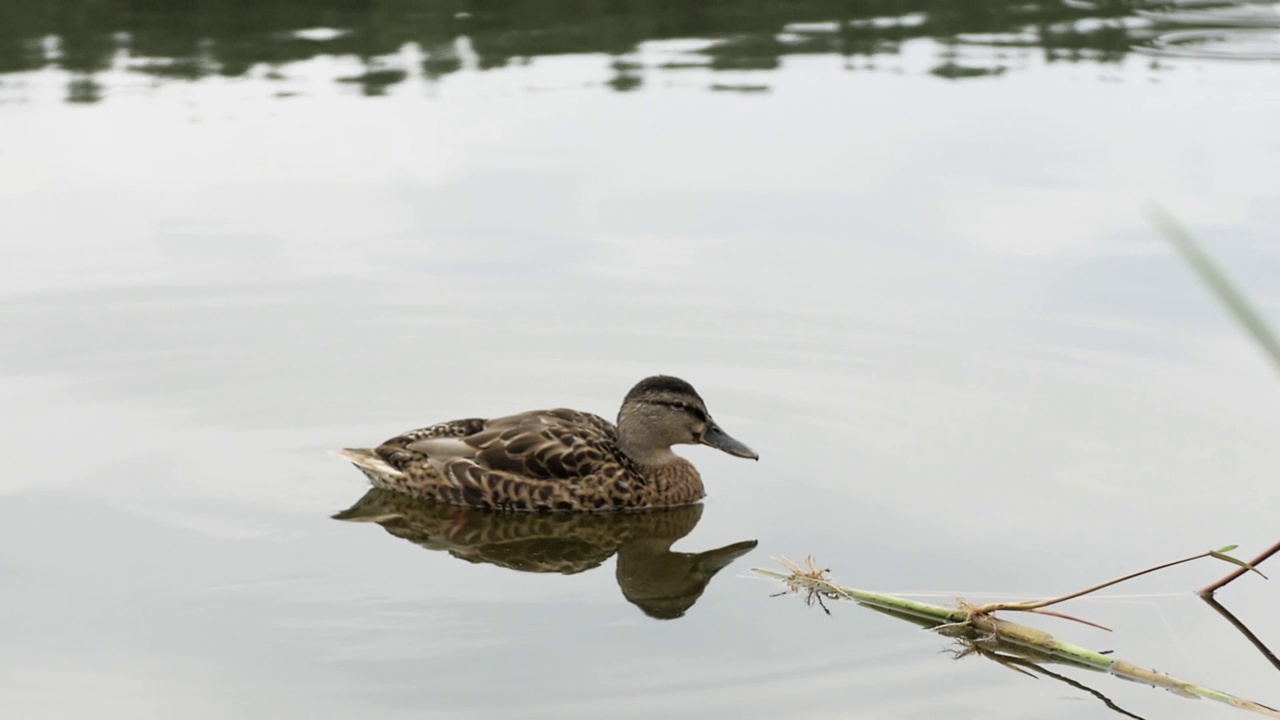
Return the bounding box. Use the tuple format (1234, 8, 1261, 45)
(0, 0, 1155, 103)
(334, 488, 758, 620)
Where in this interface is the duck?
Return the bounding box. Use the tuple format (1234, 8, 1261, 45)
(335, 375, 758, 512)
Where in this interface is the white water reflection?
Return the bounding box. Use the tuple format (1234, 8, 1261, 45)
(1137, 2, 1280, 27)
(1133, 0, 1280, 59)
(1144, 27, 1280, 59)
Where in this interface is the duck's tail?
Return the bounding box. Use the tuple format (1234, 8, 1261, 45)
(332, 448, 407, 486)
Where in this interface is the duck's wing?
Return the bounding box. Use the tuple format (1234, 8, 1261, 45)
(409, 408, 622, 482)
(364, 410, 628, 510)
(373, 417, 487, 469)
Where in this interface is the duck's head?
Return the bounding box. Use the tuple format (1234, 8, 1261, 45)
(616, 375, 758, 466)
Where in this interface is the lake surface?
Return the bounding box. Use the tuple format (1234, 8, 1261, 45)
(2, 1, 1279, 718)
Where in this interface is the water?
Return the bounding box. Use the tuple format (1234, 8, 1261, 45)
(2, 1, 1279, 718)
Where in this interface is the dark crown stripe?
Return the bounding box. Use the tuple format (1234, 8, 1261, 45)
(624, 375, 703, 404)
(646, 399, 708, 423)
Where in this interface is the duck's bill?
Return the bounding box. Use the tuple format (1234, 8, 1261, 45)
(701, 422, 759, 460)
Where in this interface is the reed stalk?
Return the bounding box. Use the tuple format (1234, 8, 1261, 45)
(756, 555, 1278, 718)
(1146, 207, 1280, 594)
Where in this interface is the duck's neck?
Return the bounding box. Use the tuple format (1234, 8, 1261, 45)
(616, 414, 682, 468)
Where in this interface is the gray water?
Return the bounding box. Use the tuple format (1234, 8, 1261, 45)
(2, 2, 1279, 718)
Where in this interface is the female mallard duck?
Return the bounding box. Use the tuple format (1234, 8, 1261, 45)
(336, 375, 757, 512)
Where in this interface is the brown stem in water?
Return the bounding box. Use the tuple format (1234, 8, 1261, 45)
(1199, 541, 1280, 596)
(1024, 661, 1150, 720)
(1200, 594, 1280, 674)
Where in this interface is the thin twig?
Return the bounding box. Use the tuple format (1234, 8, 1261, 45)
(975, 551, 1212, 614)
(1024, 607, 1114, 632)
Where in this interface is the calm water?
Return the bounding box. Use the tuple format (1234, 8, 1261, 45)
(2, 1, 1279, 718)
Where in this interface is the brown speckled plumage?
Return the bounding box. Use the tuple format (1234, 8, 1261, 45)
(336, 375, 757, 513)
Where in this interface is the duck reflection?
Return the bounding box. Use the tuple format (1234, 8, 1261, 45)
(333, 489, 758, 620)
